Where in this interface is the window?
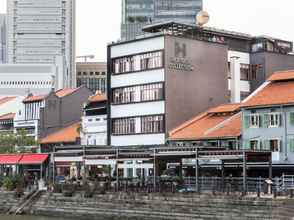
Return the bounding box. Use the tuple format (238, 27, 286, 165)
(252, 42, 264, 52)
(268, 113, 281, 127)
(264, 139, 281, 152)
(112, 51, 163, 74)
(290, 112, 294, 126)
(112, 87, 136, 104)
(240, 64, 250, 80)
(141, 115, 164, 134)
(112, 115, 164, 135)
(112, 83, 164, 104)
(112, 118, 135, 135)
(250, 140, 259, 150)
(141, 83, 163, 102)
(289, 138, 294, 152)
(270, 139, 280, 152)
(249, 114, 260, 128)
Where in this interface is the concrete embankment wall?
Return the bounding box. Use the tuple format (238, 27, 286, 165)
(0, 191, 22, 213)
(29, 192, 294, 220)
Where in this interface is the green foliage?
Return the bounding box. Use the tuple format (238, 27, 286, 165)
(0, 129, 38, 153)
(3, 176, 23, 191)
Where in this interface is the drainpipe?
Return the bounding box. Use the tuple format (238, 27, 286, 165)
(230, 56, 241, 103)
(282, 106, 288, 161)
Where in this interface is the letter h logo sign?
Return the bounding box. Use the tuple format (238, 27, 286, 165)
(175, 42, 187, 58)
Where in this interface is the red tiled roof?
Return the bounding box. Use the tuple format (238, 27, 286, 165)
(55, 88, 79, 98)
(208, 103, 240, 114)
(169, 103, 241, 141)
(169, 114, 232, 140)
(23, 95, 46, 103)
(0, 97, 16, 106)
(202, 113, 242, 139)
(89, 93, 107, 103)
(40, 122, 80, 144)
(268, 70, 294, 82)
(242, 81, 294, 108)
(0, 113, 15, 121)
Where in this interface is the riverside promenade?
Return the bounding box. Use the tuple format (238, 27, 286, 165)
(1, 190, 294, 220)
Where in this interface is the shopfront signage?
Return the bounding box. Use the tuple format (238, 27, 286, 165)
(169, 42, 194, 72)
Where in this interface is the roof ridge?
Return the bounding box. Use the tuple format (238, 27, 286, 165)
(169, 111, 210, 136)
(242, 81, 270, 105)
(204, 112, 241, 136)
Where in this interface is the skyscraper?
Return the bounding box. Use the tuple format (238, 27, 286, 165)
(0, 14, 6, 64)
(121, 0, 203, 40)
(7, 0, 76, 88)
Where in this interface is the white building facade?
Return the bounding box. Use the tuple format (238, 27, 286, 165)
(0, 64, 61, 96)
(0, 14, 6, 64)
(14, 96, 45, 141)
(81, 114, 107, 146)
(7, 0, 76, 88)
(110, 36, 166, 147)
(80, 94, 107, 146)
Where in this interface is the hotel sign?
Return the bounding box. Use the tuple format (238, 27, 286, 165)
(168, 42, 194, 72)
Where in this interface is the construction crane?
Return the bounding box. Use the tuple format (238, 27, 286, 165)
(76, 55, 95, 62)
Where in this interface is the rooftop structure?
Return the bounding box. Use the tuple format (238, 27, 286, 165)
(76, 62, 107, 93)
(121, 0, 203, 40)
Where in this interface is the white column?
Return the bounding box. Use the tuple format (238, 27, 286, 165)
(230, 56, 241, 103)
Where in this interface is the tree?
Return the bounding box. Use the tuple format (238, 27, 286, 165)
(0, 129, 38, 154)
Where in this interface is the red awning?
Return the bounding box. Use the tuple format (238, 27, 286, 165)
(19, 154, 49, 165)
(0, 155, 22, 165)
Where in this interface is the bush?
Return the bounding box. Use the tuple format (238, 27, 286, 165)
(3, 176, 24, 191)
(3, 177, 15, 191)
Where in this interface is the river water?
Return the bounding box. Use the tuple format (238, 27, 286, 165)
(0, 215, 70, 220)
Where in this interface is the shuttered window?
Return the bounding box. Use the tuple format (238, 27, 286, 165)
(290, 112, 294, 126)
(289, 138, 294, 152)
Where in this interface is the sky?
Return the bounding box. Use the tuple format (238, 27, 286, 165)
(0, 0, 294, 62)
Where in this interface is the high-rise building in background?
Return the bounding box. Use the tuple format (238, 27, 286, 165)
(76, 62, 107, 93)
(7, 0, 76, 88)
(121, 0, 203, 40)
(0, 14, 6, 64)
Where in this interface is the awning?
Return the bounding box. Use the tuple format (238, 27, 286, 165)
(0, 154, 49, 165)
(0, 155, 22, 165)
(19, 154, 49, 165)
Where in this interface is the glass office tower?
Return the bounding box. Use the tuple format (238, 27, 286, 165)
(121, 0, 202, 40)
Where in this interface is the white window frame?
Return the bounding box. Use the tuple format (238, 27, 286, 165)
(269, 138, 281, 152)
(268, 113, 281, 128)
(249, 114, 260, 128)
(249, 139, 259, 150)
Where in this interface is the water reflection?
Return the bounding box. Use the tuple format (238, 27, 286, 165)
(0, 215, 70, 220)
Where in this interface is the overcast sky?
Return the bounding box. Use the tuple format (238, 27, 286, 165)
(0, 0, 294, 62)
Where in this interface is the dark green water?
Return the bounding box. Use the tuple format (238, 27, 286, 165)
(0, 215, 70, 220)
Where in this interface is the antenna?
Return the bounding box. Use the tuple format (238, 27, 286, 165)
(196, 11, 210, 27)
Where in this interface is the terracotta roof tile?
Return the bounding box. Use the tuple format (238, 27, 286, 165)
(89, 93, 107, 103)
(0, 113, 15, 121)
(208, 103, 240, 113)
(169, 114, 232, 140)
(169, 103, 242, 141)
(23, 95, 46, 103)
(0, 97, 16, 106)
(203, 113, 242, 139)
(55, 88, 79, 98)
(40, 122, 80, 144)
(268, 70, 294, 82)
(242, 81, 294, 108)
